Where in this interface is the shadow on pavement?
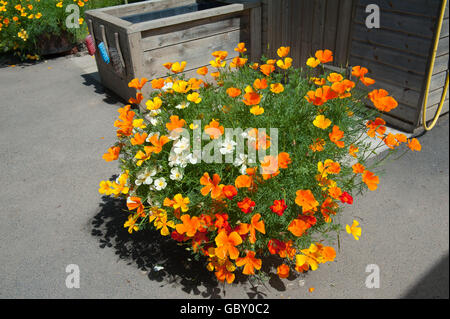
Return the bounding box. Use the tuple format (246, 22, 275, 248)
(81, 72, 125, 106)
(402, 253, 449, 299)
(90, 194, 298, 298)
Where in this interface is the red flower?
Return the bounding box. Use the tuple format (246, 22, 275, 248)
(270, 199, 287, 216)
(237, 197, 255, 214)
(222, 185, 238, 200)
(268, 239, 286, 255)
(340, 192, 353, 204)
(171, 230, 188, 242)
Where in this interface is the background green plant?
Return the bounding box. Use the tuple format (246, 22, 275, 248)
(0, 0, 131, 59)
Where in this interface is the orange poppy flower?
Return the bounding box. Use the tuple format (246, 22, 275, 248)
(236, 251, 262, 275)
(278, 152, 291, 169)
(226, 87, 242, 98)
(230, 56, 248, 68)
(200, 172, 223, 199)
(328, 186, 343, 200)
(395, 133, 408, 143)
(163, 62, 173, 70)
(352, 66, 368, 78)
(171, 61, 187, 73)
(235, 42, 247, 53)
(349, 144, 359, 158)
(102, 146, 120, 162)
(147, 134, 170, 154)
(126, 196, 144, 216)
(166, 115, 186, 132)
(260, 64, 275, 76)
(250, 63, 260, 70)
(270, 83, 284, 94)
(311, 77, 326, 85)
(295, 189, 319, 213)
(215, 230, 242, 260)
(151, 78, 165, 89)
(362, 170, 379, 191)
(327, 73, 343, 83)
(407, 138, 422, 151)
(270, 199, 287, 216)
(309, 138, 325, 152)
(242, 91, 262, 106)
(360, 76, 375, 86)
(196, 66, 208, 76)
(352, 163, 365, 174)
(235, 174, 252, 189)
(214, 262, 236, 284)
(175, 214, 200, 237)
(368, 89, 398, 112)
(313, 115, 332, 129)
(306, 57, 321, 68)
(211, 50, 228, 60)
(277, 264, 290, 278)
(188, 78, 204, 90)
(204, 119, 224, 139)
(276, 57, 292, 69)
(329, 125, 345, 148)
(305, 86, 338, 106)
(238, 213, 265, 243)
(382, 133, 400, 149)
(277, 46, 290, 58)
(253, 78, 268, 90)
(315, 49, 333, 63)
(366, 117, 387, 138)
(130, 132, 148, 146)
(128, 78, 148, 90)
(128, 92, 143, 104)
(237, 197, 255, 214)
(260, 155, 280, 179)
(222, 185, 238, 200)
(320, 197, 338, 222)
(288, 218, 311, 237)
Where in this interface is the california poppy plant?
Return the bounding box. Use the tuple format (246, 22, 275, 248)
(99, 46, 423, 284)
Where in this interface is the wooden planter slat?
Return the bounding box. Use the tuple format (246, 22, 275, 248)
(85, 0, 261, 103)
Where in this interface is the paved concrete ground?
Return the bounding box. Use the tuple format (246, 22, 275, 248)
(0, 55, 448, 299)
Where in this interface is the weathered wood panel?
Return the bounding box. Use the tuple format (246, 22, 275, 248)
(348, 0, 449, 132)
(140, 13, 249, 51)
(264, 0, 356, 67)
(142, 29, 248, 78)
(86, 0, 261, 103)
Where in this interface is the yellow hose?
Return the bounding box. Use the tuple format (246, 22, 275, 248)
(422, 0, 449, 131)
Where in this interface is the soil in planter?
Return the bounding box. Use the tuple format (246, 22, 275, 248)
(120, 1, 226, 23)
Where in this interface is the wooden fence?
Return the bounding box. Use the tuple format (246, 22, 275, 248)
(261, 0, 449, 132)
(262, 0, 356, 67)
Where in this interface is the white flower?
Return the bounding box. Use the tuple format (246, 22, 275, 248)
(135, 167, 157, 185)
(174, 137, 190, 154)
(234, 153, 254, 175)
(162, 81, 173, 92)
(168, 153, 188, 168)
(170, 167, 183, 181)
(186, 152, 201, 165)
(220, 139, 237, 155)
(153, 177, 167, 191)
(175, 101, 190, 109)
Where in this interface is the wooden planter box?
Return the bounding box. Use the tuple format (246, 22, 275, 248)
(85, 0, 261, 102)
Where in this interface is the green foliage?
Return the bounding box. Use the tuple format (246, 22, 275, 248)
(0, 0, 125, 59)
